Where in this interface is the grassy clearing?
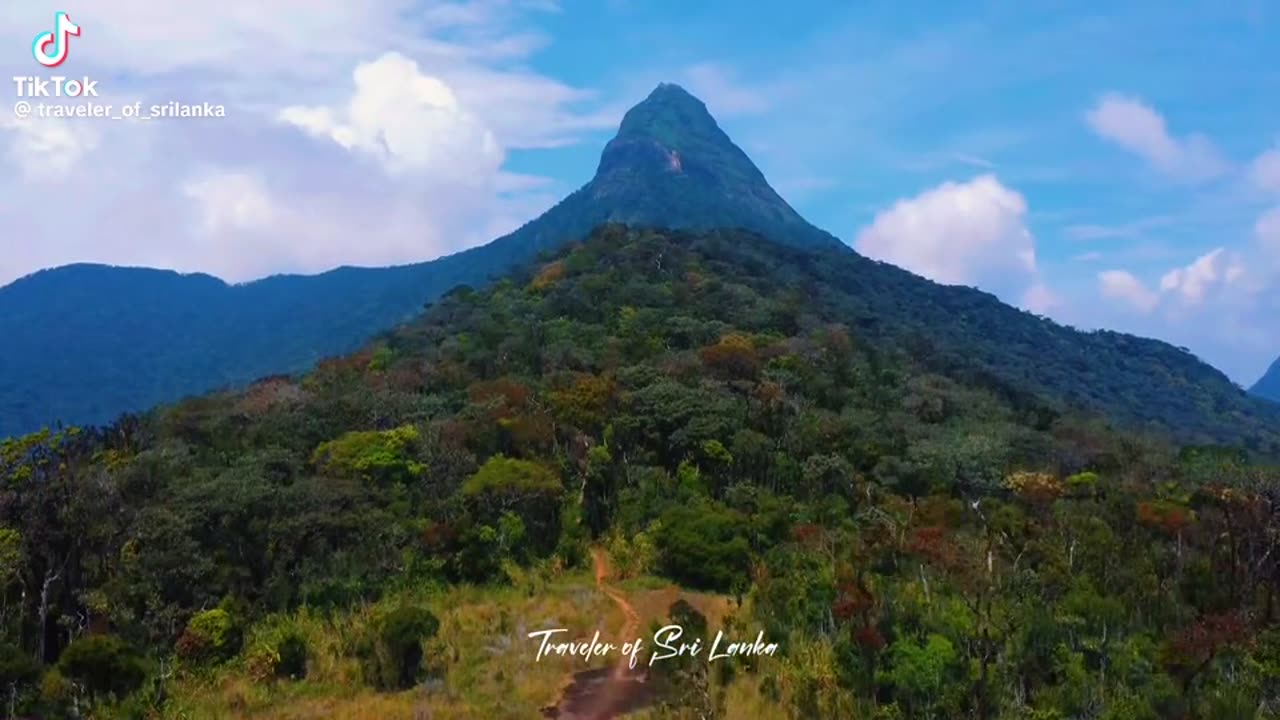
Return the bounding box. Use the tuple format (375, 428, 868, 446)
(163, 556, 782, 720)
(164, 569, 622, 720)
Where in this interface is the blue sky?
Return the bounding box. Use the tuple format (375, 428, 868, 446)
(1, 1, 1278, 384)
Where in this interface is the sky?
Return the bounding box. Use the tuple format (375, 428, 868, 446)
(1, 1, 1278, 385)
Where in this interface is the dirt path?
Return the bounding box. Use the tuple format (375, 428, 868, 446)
(593, 549, 641, 680)
(542, 549, 653, 720)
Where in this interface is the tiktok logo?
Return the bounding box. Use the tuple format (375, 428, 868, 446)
(32, 12, 81, 68)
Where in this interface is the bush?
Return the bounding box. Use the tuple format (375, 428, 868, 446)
(56, 634, 146, 701)
(246, 629, 310, 684)
(0, 643, 40, 715)
(357, 605, 441, 690)
(461, 456, 564, 555)
(276, 633, 308, 680)
(0, 642, 40, 689)
(177, 607, 242, 664)
(655, 499, 750, 592)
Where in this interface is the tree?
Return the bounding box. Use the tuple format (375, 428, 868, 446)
(655, 500, 750, 592)
(55, 634, 146, 703)
(460, 456, 563, 555)
(311, 425, 426, 484)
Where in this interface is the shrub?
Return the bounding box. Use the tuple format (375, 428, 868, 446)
(245, 630, 309, 684)
(655, 500, 750, 592)
(177, 608, 242, 664)
(461, 456, 563, 554)
(357, 605, 441, 690)
(0, 642, 40, 689)
(276, 634, 308, 680)
(56, 634, 146, 701)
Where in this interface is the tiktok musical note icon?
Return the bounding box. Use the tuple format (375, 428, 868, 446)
(32, 12, 81, 68)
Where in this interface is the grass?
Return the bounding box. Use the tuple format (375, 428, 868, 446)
(162, 555, 782, 719)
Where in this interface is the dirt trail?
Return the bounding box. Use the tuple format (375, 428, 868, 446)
(593, 549, 641, 680)
(541, 549, 653, 720)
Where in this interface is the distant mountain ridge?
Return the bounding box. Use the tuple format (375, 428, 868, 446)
(0, 84, 839, 437)
(1251, 358, 1280, 403)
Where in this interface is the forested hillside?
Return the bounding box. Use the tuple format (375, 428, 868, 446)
(2, 225, 1279, 718)
(5, 85, 1271, 451)
(0, 84, 839, 438)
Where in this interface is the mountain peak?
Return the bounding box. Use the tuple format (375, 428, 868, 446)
(577, 84, 843, 250)
(615, 82, 717, 143)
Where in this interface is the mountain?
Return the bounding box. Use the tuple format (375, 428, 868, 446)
(1251, 358, 1280, 403)
(3, 83, 1279, 452)
(0, 84, 837, 438)
(2, 224, 1276, 719)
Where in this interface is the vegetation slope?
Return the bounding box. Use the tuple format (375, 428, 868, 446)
(2, 225, 1279, 719)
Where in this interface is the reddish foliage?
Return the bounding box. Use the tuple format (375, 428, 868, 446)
(436, 419, 472, 449)
(791, 523, 823, 546)
(469, 378, 531, 410)
(833, 581, 875, 622)
(384, 363, 428, 393)
(823, 325, 854, 358)
(907, 526, 962, 569)
(699, 334, 761, 380)
(235, 377, 302, 416)
(753, 381, 785, 410)
(1136, 501, 1193, 536)
(175, 629, 210, 660)
(1163, 611, 1252, 679)
(421, 521, 458, 553)
(853, 624, 886, 652)
(316, 349, 375, 378)
(502, 413, 556, 454)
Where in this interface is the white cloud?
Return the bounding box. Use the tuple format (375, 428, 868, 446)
(1158, 248, 1238, 305)
(0, 1, 616, 288)
(279, 53, 503, 179)
(854, 174, 1037, 288)
(1021, 283, 1060, 315)
(1098, 270, 1159, 313)
(183, 171, 274, 234)
(1085, 94, 1227, 181)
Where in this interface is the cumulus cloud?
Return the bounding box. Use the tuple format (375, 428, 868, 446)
(0, 1, 615, 287)
(854, 175, 1047, 307)
(1158, 248, 1243, 305)
(1085, 94, 1227, 181)
(279, 53, 503, 179)
(1098, 270, 1159, 313)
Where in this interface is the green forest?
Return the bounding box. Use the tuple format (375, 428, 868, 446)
(2, 225, 1279, 719)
